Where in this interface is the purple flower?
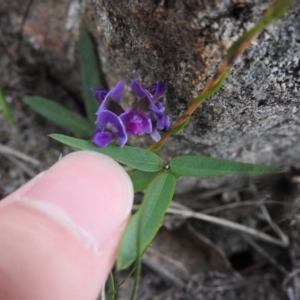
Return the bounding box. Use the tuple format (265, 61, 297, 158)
(94, 110, 127, 147)
(90, 88, 108, 103)
(93, 129, 113, 147)
(148, 81, 166, 100)
(96, 80, 125, 112)
(120, 110, 152, 135)
(91, 79, 170, 147)
(131, 80, 160, 114)
(131, 80, 170, 141)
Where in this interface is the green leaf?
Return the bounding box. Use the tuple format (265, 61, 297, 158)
(129, 170, 159, 192)
(0, 88, 13, 125)
(24, 97, 94, 138)
(49, 134, 163, 172)
(117, 172, 176, 270)
(170, 156, 282, 178)
(79, 29, 105, 124)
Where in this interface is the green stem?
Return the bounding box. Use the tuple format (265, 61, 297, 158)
(108, 272, 115, 300)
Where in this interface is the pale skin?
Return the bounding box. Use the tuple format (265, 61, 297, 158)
(0, 151, 134, 300)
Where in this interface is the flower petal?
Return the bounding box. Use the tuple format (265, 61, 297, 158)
(131, 80, 160, 113)
(97, 80, 125, 114)
(120, 110, 152, 135)
(147, 109, 170, 132)
(93, 129, 113, 147)
(107, 80, 125, 104)
(157, 113, 170, 130)
(90, 88, 108, 103)
(149, 81, 166, 100)
(150, 129, 161, 142)
(130, 80, 148, 99)
(96, 110, 127, 147)
(154, 102, 166, 114)
(147, 111, 160, 142)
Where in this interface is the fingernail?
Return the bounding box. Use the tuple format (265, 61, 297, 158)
(16, 151, 134, 245)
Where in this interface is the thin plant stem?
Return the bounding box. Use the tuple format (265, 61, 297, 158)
(0, 88, 13, 125)
(129, 202, 143, 300)
(129, 256, 142, 300)
(108, 272, 115, 300)
(108, 265, 137, 300)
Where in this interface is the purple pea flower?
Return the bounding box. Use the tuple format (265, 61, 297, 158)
(120, 110, 152, 135)
(148, 81, 166, 100)
(91, 79, 170, 147)
(131, 80, 170, 141)
(90, 87, 108, 103)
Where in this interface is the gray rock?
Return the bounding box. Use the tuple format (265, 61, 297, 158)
(89, 0, 300, 175)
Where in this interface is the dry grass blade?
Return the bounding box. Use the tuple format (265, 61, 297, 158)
(201, 200, 284, 214)
(143, 253, 186, 287)
(166, 207, 289, 247)
(260, 205, 289, 246)
(242, 235, 288, 275)
(146, 247, 189, 280)
(282, 269, 300, 297)
(8, 156, 36, 178)
(0, 144, 41, 166)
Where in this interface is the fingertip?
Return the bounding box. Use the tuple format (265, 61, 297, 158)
(23, 150, 133, 243)
(0, 151, 134, 299)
